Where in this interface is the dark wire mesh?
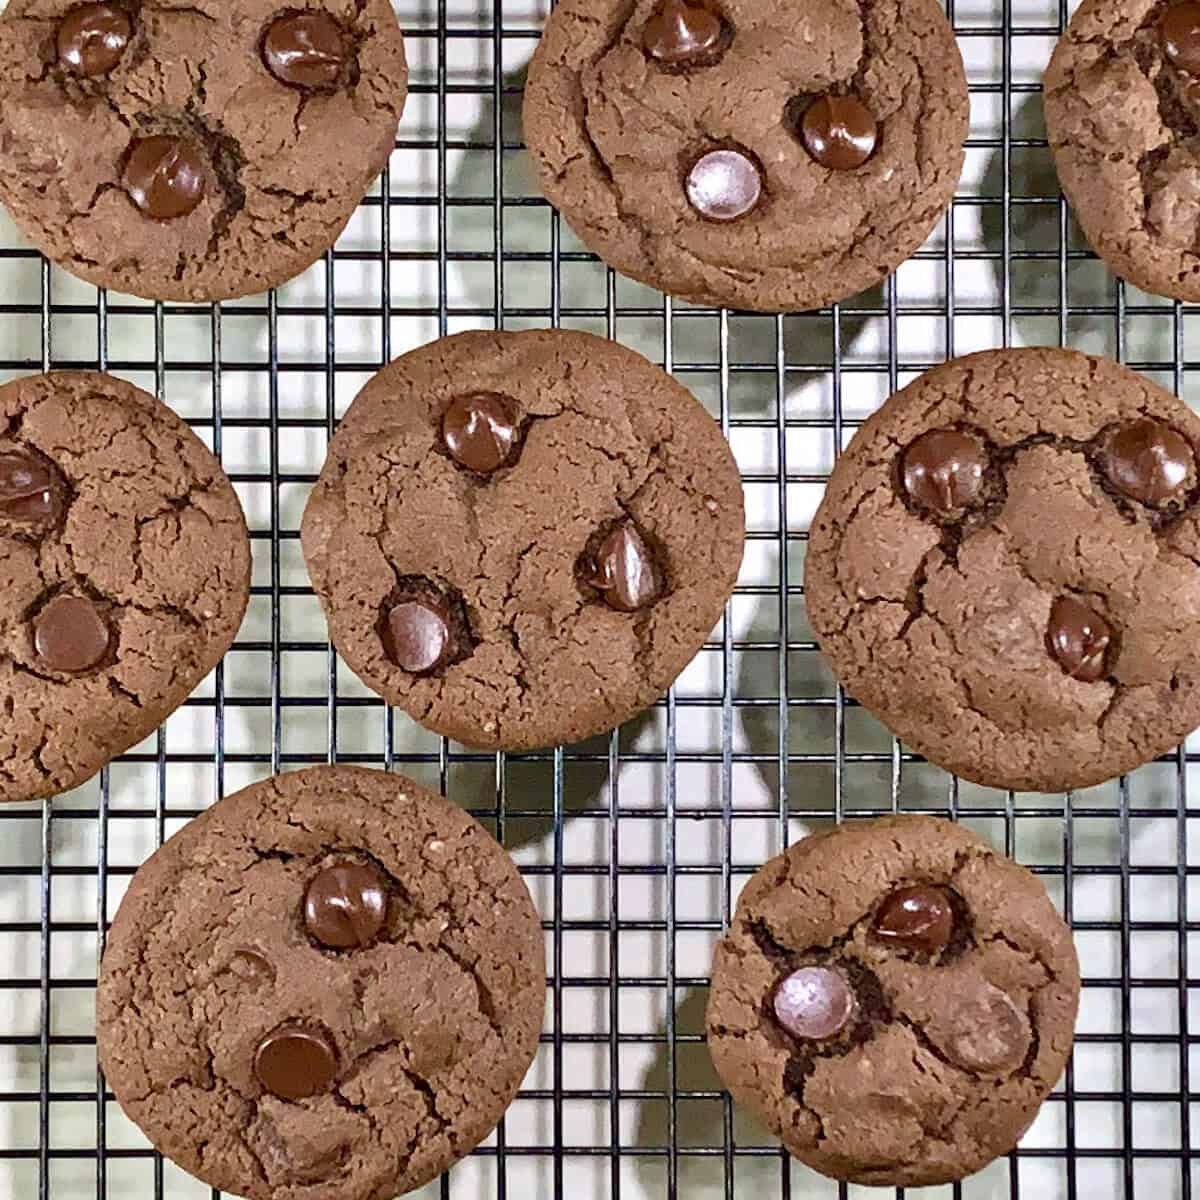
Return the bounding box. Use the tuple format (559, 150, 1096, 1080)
(0, 0, 1192, 1197)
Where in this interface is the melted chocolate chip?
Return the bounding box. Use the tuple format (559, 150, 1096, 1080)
(800, 94, 878, 170)
(0, 450, 64, 524)
(773, 966, 856, 1041)
(57, 2, 133, 78)
(874, 885, 955, 954)
(642, 0, 726, 67)
(1100, 418, 1195, 507)
(901, 428, 989, 517)
(262, 11, 348, 90)
(941, 983, 1028, 1074)
(303, 860, 388, 950)
(254, 1023, 338, 1101)
(442, 393, 521, 474)
(33, 595, 111, 674)
(686, 149, 763, 222)
(380, 585, 465, 675)
(1047, 596, 1112, 683)
(122, 136, 207, 221)
(383, 601, 451, 673)
(1163, 2, 1200, 75)
(582, 522, 664, 612)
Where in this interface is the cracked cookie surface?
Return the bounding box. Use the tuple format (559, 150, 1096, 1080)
(522, 0, 968, 312)
(97, 765, 546, 1200)
(0, 370, 248, 804)
(1045, 0, 1200, 300)
(0, 0, 407, 302)
(706, 815, 1080, 1187)
(300, 329, 745, 751)
(805, 347, 1200, 793)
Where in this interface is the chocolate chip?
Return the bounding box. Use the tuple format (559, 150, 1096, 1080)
(442, 392, 521, 474)
(262, 11, 348, 90)
(874, 885, 955, 954)
(254, 1023, 338, 1100)
(643, 0, 725, 67)
(686, 149, 762, 222)
(57, 2, 133, 78)
(303, 860, 388, 950)
(901, 428, 989, 517)
(582, 522, 664, 613)
(773, 966, 856, 1041)
(1163, 2, 1200, 75)
(0, 450, 64, 524)
(941, 983, 1028, 1074)
(800, 94, 878, 170)
(1047, 596, 1112, 683)
(380, 592, 459, 675)
(122, 136, 207, 221)
(33, 595, 111, 674)
(1100, 418, 1195, 507)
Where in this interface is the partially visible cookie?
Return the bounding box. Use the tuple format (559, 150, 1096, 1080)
(97, 765, 546, 1200)
(0, 371, 248, 804)
(1046, 0, 1200, 300)
(805, 347, 1200, 793)
(301, 329, 745, 751)
(523, 0, 968, 312)
(0, 0, 407, 301)
(707, 815, 1080, 1187)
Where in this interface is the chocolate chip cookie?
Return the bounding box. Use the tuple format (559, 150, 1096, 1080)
(0, 370, 248, 804)
(301, 329, 745, 751)
(97, 765, 546, 1200)
(523, 0, 969, 312)
(1045, 0, 1200, 300)
(707, 815, 1080, 1187)
(806, 347, 1200, 793)
(0, 0, 407, 301)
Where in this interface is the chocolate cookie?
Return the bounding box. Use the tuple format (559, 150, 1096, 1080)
(522, 0, 968, 312)
(0, 0, 406, 301)
(1045, 0, 1200, 300)
(805, 347, 1200, 793)
(707, 815, 1080, 1187)
(301, 329, 745, 751)
(97, 765, 545, 1200)
(0, 370, 248, 804)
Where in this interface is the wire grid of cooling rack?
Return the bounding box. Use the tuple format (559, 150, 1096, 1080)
(0, 0, 1197, 1197)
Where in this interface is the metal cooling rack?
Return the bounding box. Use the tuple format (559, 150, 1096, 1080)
(0, 0, 1194, 1196)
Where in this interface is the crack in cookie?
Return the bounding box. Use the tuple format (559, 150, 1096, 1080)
(706, 816, 1080, 1189)
(97, 765, 546, 1200)
(1047, 0, 1200, 298)
(524, 0, 968, 311)
(0, 370, 248, 803)
(0, 0, 407, 300)
(806, 347, 1200, 793)
(300, 329, 745, 752)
